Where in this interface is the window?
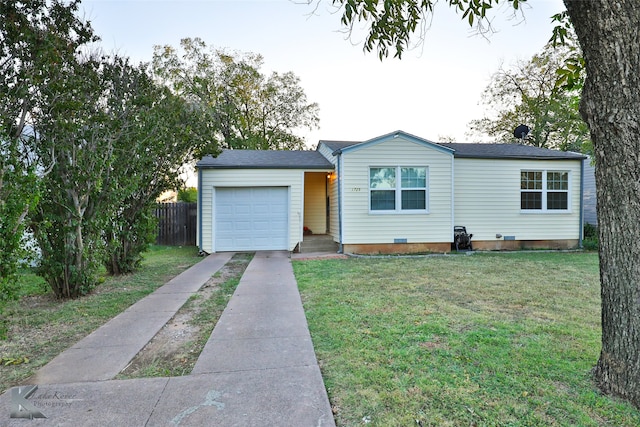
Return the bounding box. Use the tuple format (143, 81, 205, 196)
(520, 171, 542, 209)
(521, 170, 569, 211)
(370, 167, 427, 212)
(546, 172, 569, 209)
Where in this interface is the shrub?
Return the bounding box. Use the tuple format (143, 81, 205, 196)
(177, 187, 197, 203)
(583, 223, 598, 251)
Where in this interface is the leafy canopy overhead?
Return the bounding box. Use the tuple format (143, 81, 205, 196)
(333, 0, 527, 59)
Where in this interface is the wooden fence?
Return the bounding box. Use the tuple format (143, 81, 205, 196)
(154, 202, 197, 246)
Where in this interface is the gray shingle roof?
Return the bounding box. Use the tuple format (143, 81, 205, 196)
(319, 139, 585, 160)
(318, 140, 361, 152)
(196, 149, 334, 169)
(197, 138, 586, 170)
(438, 143, 586, 160)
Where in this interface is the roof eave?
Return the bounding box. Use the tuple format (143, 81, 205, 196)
(196, 164, 335, 170)
(454, 154, 587, 160)
(332, 130, 455, 156)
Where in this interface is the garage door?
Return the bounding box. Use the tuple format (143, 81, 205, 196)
(215, 187, 289, 251)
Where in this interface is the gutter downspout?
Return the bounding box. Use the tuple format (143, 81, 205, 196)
(197, 167, 203, 253)
(299, 172, 304, 250)
(451, 154, 455, 244)
(579, 158, 584, 248)
(337, 152, 344, 254)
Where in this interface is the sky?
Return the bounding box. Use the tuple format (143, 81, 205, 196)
(81, 0, 566, 147)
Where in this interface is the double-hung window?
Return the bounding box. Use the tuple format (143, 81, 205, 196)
(370, 167, 428, 212)
(521, 170, 569, 211)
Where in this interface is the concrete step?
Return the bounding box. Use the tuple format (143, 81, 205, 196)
(299, 235, 339, 253)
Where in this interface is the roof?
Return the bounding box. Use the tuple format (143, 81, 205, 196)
(198, 133, 586, 170)
(319, 140, 360, 153)
(319, 136, 586, 161)
(323, 130, 456, 157)
(438, 143, 586, 160)
(196, 149, 334, 169)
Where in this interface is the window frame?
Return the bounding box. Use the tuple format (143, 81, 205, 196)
(369, 166, 429, 214)
(520, 169, 571, 213)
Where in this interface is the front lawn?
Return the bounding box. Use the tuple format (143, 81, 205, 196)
(294, 252, 640, 426)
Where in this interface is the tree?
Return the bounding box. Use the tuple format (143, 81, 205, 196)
(0, 135, 38, 302)
(1, 1, 204, 295)
(152, 38, 320, 153)
(0, 0, 96, 299)
(563, 1, 640, 408)
(102, 59, 201, 275)
(468, 39, 590, 153)
(177, 187, 198, 203)
(327, 0, 640, 409)
(30, 53, 119, 298)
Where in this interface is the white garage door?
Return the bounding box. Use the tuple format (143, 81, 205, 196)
(215, 187, 289, 251)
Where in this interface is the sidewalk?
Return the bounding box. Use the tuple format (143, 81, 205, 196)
(1, 251, 335, 427)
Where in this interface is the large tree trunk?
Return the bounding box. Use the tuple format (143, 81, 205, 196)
(563, 0, 640, 407)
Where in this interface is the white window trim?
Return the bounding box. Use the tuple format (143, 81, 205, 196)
(520, 169, 572, 213)
(369, 166, 429, 214)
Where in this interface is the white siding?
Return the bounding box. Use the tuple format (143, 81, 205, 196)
(340, 136, 453, 244)
(328, 173, 339, 241)
(317, 143, 338, 164)
(199, 169, 304, 252)
(453, 158, 582, 241)
(318, 143, 340, 241)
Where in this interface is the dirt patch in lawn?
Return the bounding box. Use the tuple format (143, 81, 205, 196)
(118, 253, 252, 378)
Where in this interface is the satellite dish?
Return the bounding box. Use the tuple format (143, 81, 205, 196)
(513, 124, 530, 139)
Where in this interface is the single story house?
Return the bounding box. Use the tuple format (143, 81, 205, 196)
(196, 130, 587, 254)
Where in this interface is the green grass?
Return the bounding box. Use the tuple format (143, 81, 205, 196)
(13, 269, 49, 298)
(188, 252, 253, 329)
(294, 252, 640, 427)
(0, 245, 200, 393)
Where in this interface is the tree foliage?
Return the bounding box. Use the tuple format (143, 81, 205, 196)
(0, 137, 38, 301)
(30, 53, 205, 288)
(1, 1, 209, 297)
(177, 187, 198, 203)
(101, 59, 200, 275)
(152, 38, 320, 153)
(31, 53, 125, 297)
(331, 0, 527, 59)
(0, 0, 95, 299)
(468, 37, 590, 153)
